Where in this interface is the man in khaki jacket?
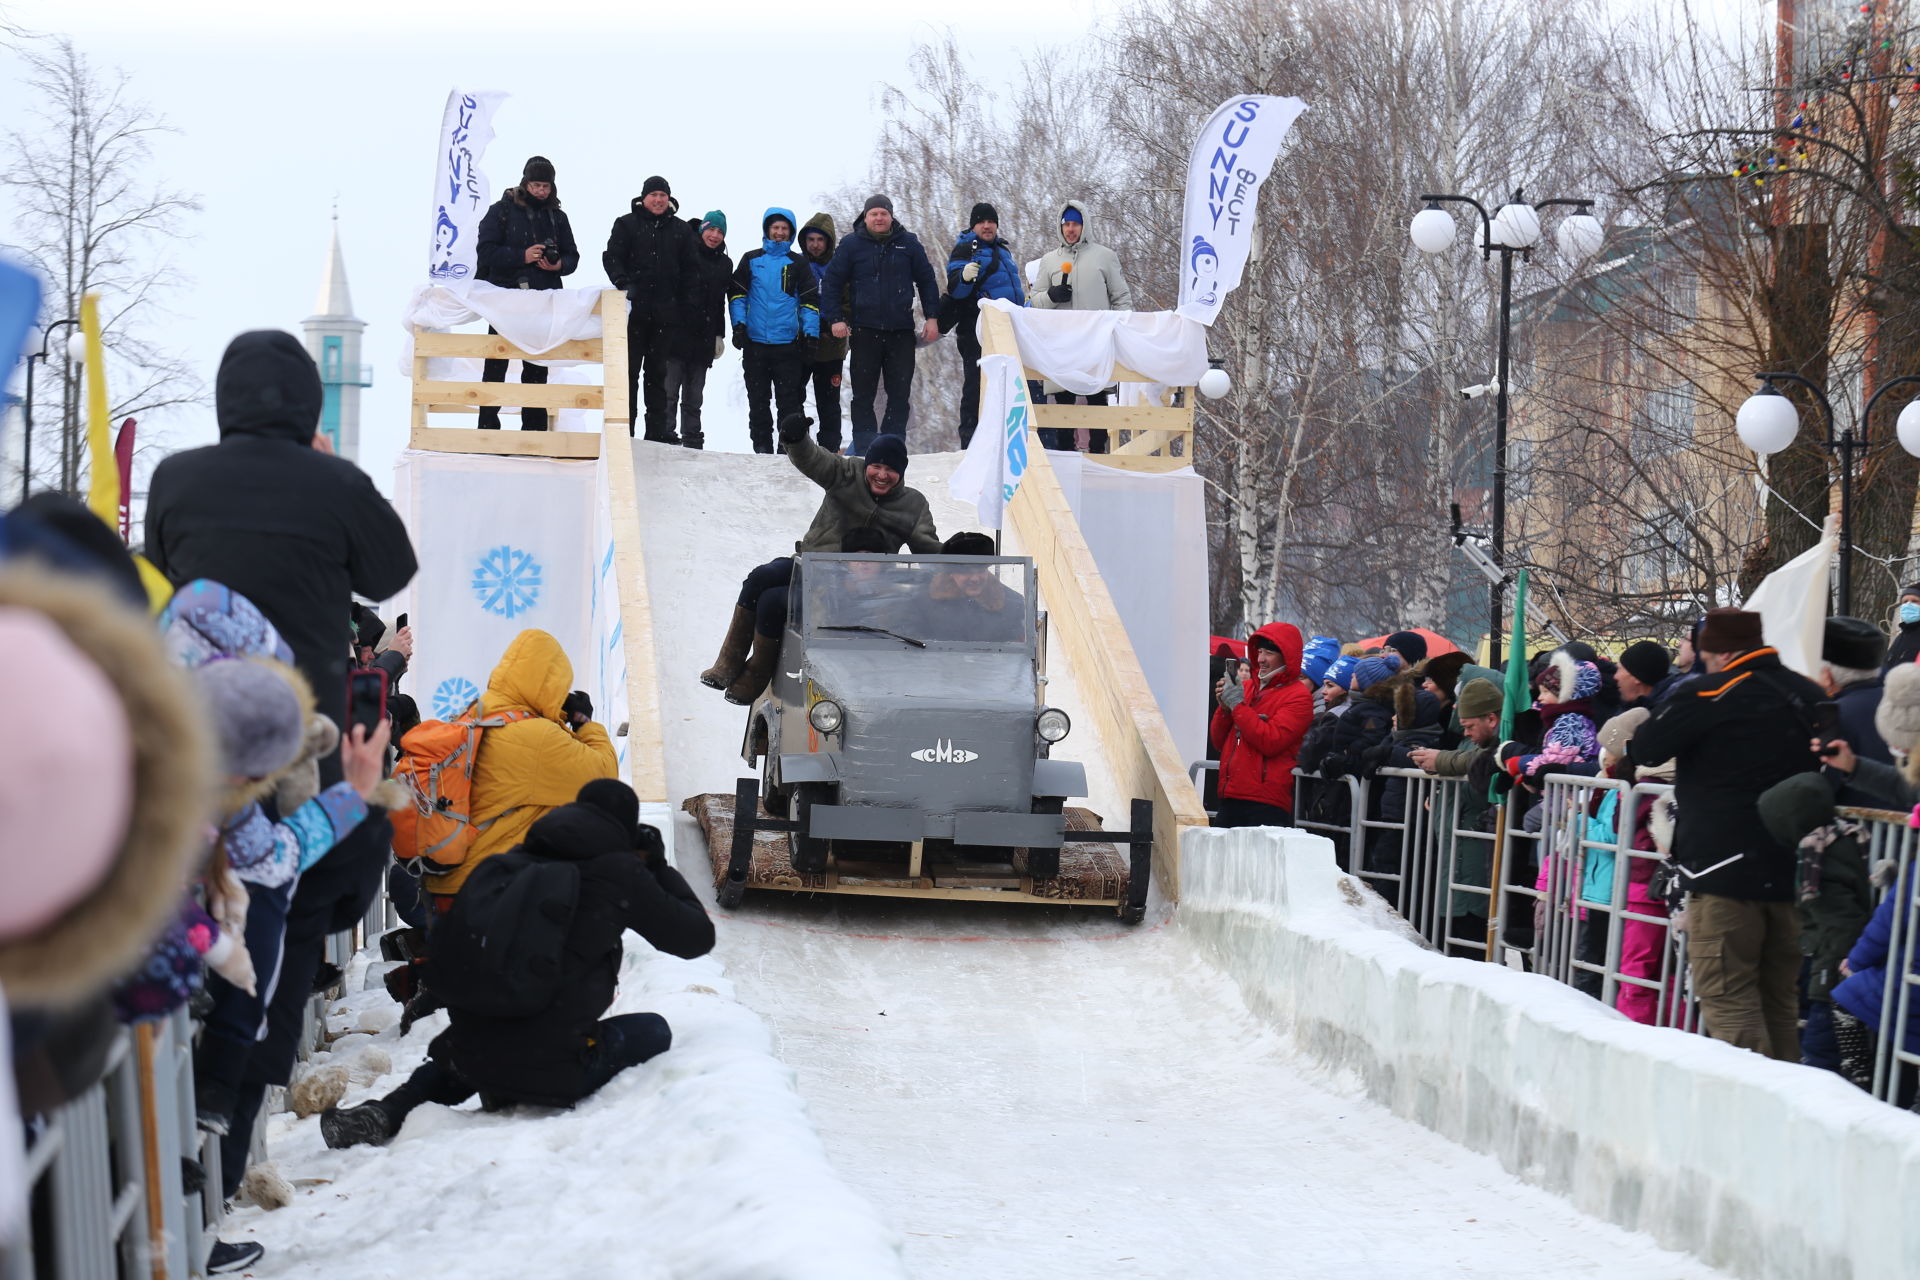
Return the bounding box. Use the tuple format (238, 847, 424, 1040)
(1030, 200, 1133, 452)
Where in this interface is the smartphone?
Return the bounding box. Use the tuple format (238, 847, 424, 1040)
(348, 668, 389, 739)
(1226, 658, 1244, 684)
(395, 612, 409, 632)
(1815, 700, 1843, 755)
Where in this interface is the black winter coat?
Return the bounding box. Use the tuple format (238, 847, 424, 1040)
(474, 187, 580, 290)
(1886, 620, 1920, 670)
(819, 221, 941, 332)
(1298, 683, 1396, 781)
(1630, 647, 1825, 900)
(145, 331, 417, 728)
(1758, 773, 1875, 1002)
(604, 200, 698, 325)
(437, 802, 714, 1106)
(683, 229, 734, 367)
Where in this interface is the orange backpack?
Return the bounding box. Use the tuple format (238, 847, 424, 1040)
(389, 708, 536, 866)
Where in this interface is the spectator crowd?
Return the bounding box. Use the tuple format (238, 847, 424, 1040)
(474, 156, 1133, 455)
(1209, 607, 1920, 1112)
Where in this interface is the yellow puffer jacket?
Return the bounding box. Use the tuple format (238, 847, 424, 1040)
(424, 629, 617, 895)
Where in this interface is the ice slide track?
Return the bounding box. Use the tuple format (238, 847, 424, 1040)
(620, 442, 1728, 1279)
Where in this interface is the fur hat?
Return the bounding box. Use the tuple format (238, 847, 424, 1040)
(1875, 663, 1920, 753)
(1823, 616, 1887, 671)
(864, 434, 909, 476)
(0, 566, 215, 1008)
(1423, 651, 1471, 700)
(1597, 706, 1651, 759)
(272, 713, 341, 815)
(1384, 630, 1428, 666)
(1456, 677, 1502, 720)
(196, 657, 312, 780)
(1618, 640, 1672, 687)
(1697, 607, 1764, 654)
(942, 531, 996, 557)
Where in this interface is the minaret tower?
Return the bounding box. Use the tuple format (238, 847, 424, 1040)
(303, 212, 371, 459)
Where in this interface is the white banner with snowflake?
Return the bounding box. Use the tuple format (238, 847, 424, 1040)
(394, 450, 599, 725)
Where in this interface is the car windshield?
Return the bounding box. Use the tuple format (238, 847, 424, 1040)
(803, 556, 1032, 648)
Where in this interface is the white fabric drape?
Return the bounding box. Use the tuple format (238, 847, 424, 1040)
(1742, 514, 1837, 679)
(979, 300, 1209, 395)
(404, 280, 606, 357)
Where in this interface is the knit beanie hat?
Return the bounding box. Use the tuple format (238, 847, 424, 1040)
(1351, 653, 1403, 692)
(700, 210, 727, 235)
(969, 201, 999, 228)
(643, 175, 671, 197)
(864, 434, 909, 476)
(1875, 662, 1920, 751)
(1618, 640, 1672, 686)
(577, 778, 641, 847)
(1384, 630, 1428, 667)
(1697, 607, 1764, 654)
(522, 155, 555, 184)
(1456, 677, 1502, 720)
(1301, 634, 1341, 686)
(864, 193, 894, 215)
(1823, 616, 1887, 671)
(1424, 651, 1471, 700)
(1060, 206, 1084, 224)
(195, 658, 310, 779)
(1324, 655, 1359, 690)
(1597, 706, 1651, 759)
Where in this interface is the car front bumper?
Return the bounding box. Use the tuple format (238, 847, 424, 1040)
(806, 803, 1067, 849)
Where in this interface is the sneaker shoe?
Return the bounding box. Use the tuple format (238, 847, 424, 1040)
(207, 1239, 265, 1273)
(320, 1101, 399, 1150)
(195, 1080, 236, 1136)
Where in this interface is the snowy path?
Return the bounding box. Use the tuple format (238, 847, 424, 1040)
(637, 444, 1729, 1279)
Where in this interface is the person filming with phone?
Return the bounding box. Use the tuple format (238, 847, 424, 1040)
(1209, 623, 1313, 829)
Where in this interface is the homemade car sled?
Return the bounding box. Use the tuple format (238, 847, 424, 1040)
(687, 781, 1153, 923)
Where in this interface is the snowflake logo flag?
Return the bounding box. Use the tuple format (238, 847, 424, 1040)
(472, 545, 543, 618)
(432, 676, 482, 720)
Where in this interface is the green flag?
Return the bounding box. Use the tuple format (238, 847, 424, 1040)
(1492, 569, 1529, 805)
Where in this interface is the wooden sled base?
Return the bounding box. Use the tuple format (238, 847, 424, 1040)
(682, 787, 1151, 922)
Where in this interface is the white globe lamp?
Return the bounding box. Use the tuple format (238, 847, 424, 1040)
(1736, 386, 1801, 456)
(1489, 200, 1542, 250)
(1556, 212, 1604, 261)
(1410, 205, 1456, 255)
(66, 331, 88, 364)
(1198, 364, 1232, 399)
(1896, 398, 1920, 458)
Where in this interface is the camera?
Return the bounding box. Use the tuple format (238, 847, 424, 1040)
(539, 238, 561, 265)
(1459, 382, 1502, 401)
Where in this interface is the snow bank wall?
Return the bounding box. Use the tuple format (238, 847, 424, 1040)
(1177, 826, 1920, 1280)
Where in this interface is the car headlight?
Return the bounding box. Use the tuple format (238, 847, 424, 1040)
(809, 700, 844, 733)
(1037, 707, 1071, 743)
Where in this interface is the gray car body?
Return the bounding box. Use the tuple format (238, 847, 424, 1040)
(741, 553, 1086, 848)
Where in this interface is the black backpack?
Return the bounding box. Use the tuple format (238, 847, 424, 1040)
(426, 851, 581, 1018)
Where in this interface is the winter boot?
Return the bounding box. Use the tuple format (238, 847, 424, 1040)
(398, 985, 443, 1036)
(207, 1240, 266, 1274)
(320, 1100, 401, 1150)
(724, 632, 780, 706)
(700, 606, 756, 691)
(195, 1078, 237, 1136)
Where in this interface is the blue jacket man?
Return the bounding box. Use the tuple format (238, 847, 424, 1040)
(820, 195, 942, 454)
(945, 202, 1024, 447)
(726, 208, 820, 454)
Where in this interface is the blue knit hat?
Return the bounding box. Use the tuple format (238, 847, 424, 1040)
(1324, 655, 1359, 690)
(1301, 635, 1341, 686)
(1350, 653, 1404, 692)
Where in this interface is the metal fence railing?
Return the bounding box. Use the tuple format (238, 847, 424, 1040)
(1198, 758, 1918, 1108)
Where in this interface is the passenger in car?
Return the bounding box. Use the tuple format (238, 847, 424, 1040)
(917, 531, 1027, 644)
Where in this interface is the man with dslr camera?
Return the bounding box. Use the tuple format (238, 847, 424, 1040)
(473, 156, 581, 430)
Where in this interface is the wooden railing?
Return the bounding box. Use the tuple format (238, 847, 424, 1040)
(1024, 359, 1196, 472)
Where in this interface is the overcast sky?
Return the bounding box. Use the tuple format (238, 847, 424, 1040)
(0, 0, 1107, 493)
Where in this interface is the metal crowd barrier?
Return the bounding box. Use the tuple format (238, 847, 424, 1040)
(4, 1007, 224, 1280)
(1269, 764, 1920, 1108)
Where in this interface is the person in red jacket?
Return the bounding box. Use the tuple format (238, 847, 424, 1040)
(1210, 622, 1314, 827)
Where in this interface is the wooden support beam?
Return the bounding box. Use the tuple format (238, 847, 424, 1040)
(601, 435, 667, 801)
(1084, 453, 1192, 474)
(407, 426, 601, 459)
(1039, 405, 1192, 435)
(601, 288, 631, 430)
(412, 331, 603, 362)
(412, 381, 604, 411)
(1023, 362, 1157, 385)
(980, 307, 1208, 899)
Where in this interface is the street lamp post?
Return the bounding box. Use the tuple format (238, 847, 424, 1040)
(20, 317, 82, 504)
(1411, 189, 1602, 669)
(1735, 371, 1920, 615)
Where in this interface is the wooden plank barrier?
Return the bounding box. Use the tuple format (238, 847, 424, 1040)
(1023, 358, 1197, 473)
(983, 306, 1209, 898)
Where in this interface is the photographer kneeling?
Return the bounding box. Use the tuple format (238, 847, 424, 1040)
(323, 779, 713, 1146)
